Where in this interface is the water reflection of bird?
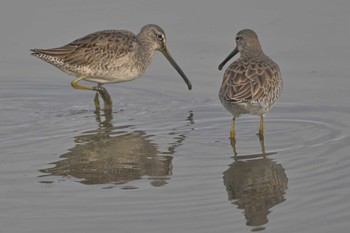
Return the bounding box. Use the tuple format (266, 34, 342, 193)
(31, 24, 192, 111)
(39, 111, 193, 187)
(223, 154, 288, 230)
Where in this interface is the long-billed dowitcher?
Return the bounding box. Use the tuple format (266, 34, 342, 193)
(218, 29, 282, 142)
(31, 24, 192, 111)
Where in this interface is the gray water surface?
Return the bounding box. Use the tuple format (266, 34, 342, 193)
(1, 0, 350, 232)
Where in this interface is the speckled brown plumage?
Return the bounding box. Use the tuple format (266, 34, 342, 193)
(218, 29, 282, 139)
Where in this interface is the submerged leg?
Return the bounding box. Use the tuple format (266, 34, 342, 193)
(92, 84, 112, 111)
(94, 92, 100, 110)
(259, 115, 264, 136)
(230, 117, 236, 139)
(71, 76, 100, 110)
(71, 77, 112, 111)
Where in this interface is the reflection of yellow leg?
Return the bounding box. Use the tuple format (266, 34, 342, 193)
(259, 115, 264, 136)
(94, 107, 113, 127)
(230, 117, 236, 139)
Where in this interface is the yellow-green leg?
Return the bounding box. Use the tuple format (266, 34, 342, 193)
(230, 117, 236, 139)
(71, 76, 94, 91)
(230, 137, 237, 157)
(259, 133, 266, 157)
(71, 76, 112, 111)
(259, 115, 266, 156)
(259, 115, 264, 136)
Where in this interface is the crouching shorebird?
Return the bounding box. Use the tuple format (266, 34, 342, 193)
(31, 24, 192, 111)
(218, 29, 282, 146)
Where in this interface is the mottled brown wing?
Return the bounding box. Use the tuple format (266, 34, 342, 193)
(220, 59, 281, 103)
(32, 30, 139, 67)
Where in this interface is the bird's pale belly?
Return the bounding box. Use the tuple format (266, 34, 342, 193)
(80, 65, 145, 84)
(221, 99, 267, 117)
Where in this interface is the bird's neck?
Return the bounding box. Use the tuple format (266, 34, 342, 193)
(137, 33, 156, 66)
(241, 49, 265, 59)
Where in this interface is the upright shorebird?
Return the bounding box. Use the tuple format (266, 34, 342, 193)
(218, 29, 282, 143)
(31, 24, 192, 111)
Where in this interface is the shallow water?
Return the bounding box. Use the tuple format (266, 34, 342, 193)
(1, 0, 350, 232)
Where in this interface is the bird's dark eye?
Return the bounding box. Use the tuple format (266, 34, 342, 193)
(236, 36, 242, 41)
(157, 34, 164, 41)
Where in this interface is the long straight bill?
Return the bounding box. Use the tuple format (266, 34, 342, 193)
(218, 47, 239, 71)
(162, 48, 192, 90)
